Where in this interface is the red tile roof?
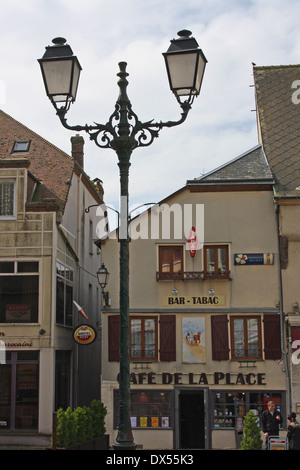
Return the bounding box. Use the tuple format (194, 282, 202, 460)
(0, 109, 74, 211)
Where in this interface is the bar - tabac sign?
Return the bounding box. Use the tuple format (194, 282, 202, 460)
(162, 295, 225, 306)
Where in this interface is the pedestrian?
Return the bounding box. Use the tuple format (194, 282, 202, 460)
(262, 401, 282, 450)
(287, 412, 297, 450)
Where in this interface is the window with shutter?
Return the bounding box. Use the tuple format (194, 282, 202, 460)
(230, 316, 262, 360)
(130, 317, 158, 361)
(263, 314, 281, 360)
(108, 314, 176, 362)
(211, 315, 229, 360)
(158, 246, 184, 280)
(160, 315, 176, 361)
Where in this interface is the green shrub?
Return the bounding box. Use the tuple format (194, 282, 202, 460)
(241, 410, 263, 450)
(65, 407, 76, 445)
(73, 406, 89, 443)
(56, 408, 69, 448)
(54, 400, 107, 447)
(90, 399, 107, 438)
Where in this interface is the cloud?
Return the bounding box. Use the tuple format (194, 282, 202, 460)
(1, 0, 300, 212)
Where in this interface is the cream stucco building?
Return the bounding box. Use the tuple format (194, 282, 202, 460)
(0, 111, 104, 447)
(254, 64, 300, 419)
(100, 145, 287, 450)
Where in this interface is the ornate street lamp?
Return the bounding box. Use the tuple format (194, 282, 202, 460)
(163, 29, 207, 104)
(38, 31, 207, 450)
(97, 263, 109, 289)
(38, 37, 82, 111)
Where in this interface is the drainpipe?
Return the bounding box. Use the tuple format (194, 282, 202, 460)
(275, 199, 291, 413)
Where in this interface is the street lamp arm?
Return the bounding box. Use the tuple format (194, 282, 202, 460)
(56, 107, 117, 148)
(146, 100, 192, 130)
(55, 62, 192, 151)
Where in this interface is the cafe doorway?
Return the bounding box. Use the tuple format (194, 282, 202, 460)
(177, 389, 206, 449)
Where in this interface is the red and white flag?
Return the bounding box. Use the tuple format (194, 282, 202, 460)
(73, 300, 88, 320)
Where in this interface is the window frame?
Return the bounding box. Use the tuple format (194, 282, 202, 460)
(158, 244, 184, 280)
(0, 261, 40, 324)
(230, 315, 263, 360)
(0, 179, 16, 219)
(108, 314, 176, 363)
(56, 261, 74, 326)
(113, 389, 174, 429)
(11, 140, 31, 153)
(130, 316, 158, 362)
(203, 244, 229, 279)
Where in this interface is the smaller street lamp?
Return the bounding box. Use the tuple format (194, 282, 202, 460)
(97, 263, 109, 289)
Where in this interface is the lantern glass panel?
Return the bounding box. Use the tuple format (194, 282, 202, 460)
(166, 52, 197, 96)
(41, 59, 74, 102)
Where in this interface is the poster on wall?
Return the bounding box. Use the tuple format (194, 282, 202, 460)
(6, 305, 30, 321)
(161, 417, 169, 428)
(182, 317, 205, 363)
(140, 417, 148, 427)
(130, 416, 137, 428)
(151, 417, 159, 427)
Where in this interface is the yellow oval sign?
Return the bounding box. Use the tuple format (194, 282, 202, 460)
(73, 325, 96, 345)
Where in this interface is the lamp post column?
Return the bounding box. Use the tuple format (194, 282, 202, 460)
(115, 150, 135, 449)
(111, 62, 136, 449)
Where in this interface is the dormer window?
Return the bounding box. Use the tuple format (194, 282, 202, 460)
(11, 140, 31, 153)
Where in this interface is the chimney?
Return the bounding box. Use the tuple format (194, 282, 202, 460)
(71, 134, 84, 168)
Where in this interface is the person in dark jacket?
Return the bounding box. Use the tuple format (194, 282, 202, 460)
(287, 412, 297, 450)
(262, 401, 282, 449)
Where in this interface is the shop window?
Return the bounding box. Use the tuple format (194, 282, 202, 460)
(212, 391, 285, 430)
(114, 389, 173, 429)
(230, 316, 262, 360)
(158, 245, 183, 280)
(0, 261, 39, 323)
(0, 352, 39, 431)
(108, 315, 176, 362)
(0, 180, 15, 217)
(56, 262, 73, 326)
(204, 245, 229, 279)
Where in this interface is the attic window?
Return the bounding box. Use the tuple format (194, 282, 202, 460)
(11, 140, 31, 153)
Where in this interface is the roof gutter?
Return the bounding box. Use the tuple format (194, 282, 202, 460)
(274, 190, 291, 413)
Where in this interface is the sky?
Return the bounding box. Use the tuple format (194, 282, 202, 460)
(1, 0, 300, 217)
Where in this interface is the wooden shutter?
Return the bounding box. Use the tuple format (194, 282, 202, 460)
(211, 315, 229, 360)
(160, 315, 176, 361)
(263, 314, 281, 359)
(108, 315, 120, 361)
